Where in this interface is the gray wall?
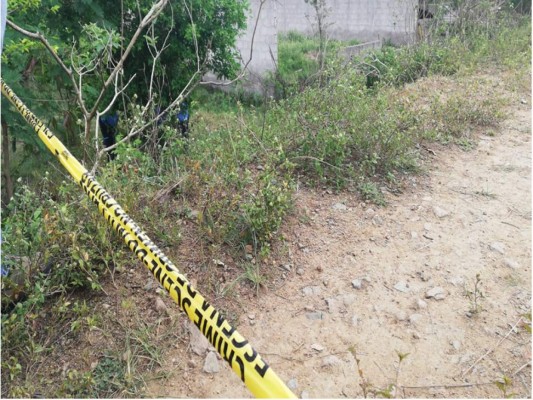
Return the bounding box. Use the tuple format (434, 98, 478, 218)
(206, 0, 418, 90)
(277, 0, 418, 44)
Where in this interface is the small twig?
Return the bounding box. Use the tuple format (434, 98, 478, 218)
(402, 382, 495, 389)
(462, 317, 524, 377)
(501, 221, 521, 229)
(512, 361, 531, 376)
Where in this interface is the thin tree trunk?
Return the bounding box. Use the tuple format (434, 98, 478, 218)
(1, 117, 14, 207)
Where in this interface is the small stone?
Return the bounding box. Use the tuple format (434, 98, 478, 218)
(410, 231, 418, 239)
(296, 268, 304, 275)
(394, 310, 408, 321)
(489, 242, 505, 255)
(245, 244, 253, 254)
(321, 355, 341, 367)
(189, 323, 209, 356)
(154, 297, 168, 314)
(249, 320, 256, 326)
(416, 299, 428, 310)
(372, 215, 384, 226)
(317, 266, 323, 272)
(424, 223, 432, 231)
(306, 311, 324, 320)
(102, 303, 111, 310)
(351, 315, 359, 326)
(281, 264, 292, 272)
(203, 352, 219, 374)
(504, 258, 519, 269)
(187, 360, 196, 368)
(343, 294, 357, 306)
(447, 276, 464, 286)
(248, 314, 255, 320)
(287, 379, 298, 391)
(433, 206, 450, 218)
(409, 313, 423, 325)
(322, 280, 328, 287)
(394, 281, 410, 293)
(144, 280, 154, 291)
(332, 203, 348, 211)
(325, 298, 342, 314)
(412, 331, 421, 339)
(451, 340, 461, 351)
(426, 287, 447, 300)
(311, 343, 324, 352)
(365, 208, 375, 217)
(351, 279, 363, 290)
(301, 390, 310, 399)
(520, 98, 527, 105)
(90, 361, 98, 370)
(302, 286, 322, 296)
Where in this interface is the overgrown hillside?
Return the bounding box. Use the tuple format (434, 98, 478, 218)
(1, 4, 531, 397)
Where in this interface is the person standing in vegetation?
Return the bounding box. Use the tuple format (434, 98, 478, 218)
(98, 114, 119, 160)
(177, 101, 190, 139)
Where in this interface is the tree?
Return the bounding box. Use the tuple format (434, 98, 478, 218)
(1, 0, 250, 203)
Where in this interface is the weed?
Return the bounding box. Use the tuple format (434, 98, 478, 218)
(465, 273, 485, 314)
(495, 375, 517, 398)
(242, 262, 267, 295)
(358, 182, 386, 206)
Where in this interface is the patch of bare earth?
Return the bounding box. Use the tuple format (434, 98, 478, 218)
(146, 77, 531, 398)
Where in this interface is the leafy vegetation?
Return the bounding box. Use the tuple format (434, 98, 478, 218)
(1, 1, 531, 396)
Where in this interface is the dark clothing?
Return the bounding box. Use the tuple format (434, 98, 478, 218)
(99, 114, 118, 160)
(177, 102, 189, 138)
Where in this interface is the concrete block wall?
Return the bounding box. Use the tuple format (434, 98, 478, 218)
(206, 0, 418, 90)
(278, 0, 418, 44)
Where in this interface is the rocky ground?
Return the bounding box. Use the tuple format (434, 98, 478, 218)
(145, 84, 531, 398)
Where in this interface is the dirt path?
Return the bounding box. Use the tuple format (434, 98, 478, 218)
(146, 91, 531, 398)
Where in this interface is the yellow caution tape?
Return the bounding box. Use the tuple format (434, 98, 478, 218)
(1, 79, 296, 399)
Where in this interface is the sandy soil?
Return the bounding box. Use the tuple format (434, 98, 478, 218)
(145, 88, 531, 398)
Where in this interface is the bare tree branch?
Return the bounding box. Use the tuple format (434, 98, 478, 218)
(6, 19, 89, 116)
(200, 0, 267, 86)
(88, 0, 170, 119)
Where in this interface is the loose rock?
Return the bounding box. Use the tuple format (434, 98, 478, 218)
(321, 355, 341, 367)
(287, 379, 298, 391)
(489, 242, 505, 255)
(154, 297, 168, 314)
(188, 323, 209, 356)
(281, 264, 292, 272)
(332, 203, 348, 211)
(425, 287, 447, 300)
(306, 311, 324, 320)
(433, 206, 450, 218)
(301, 390, 310, 399)
(325, 298, 342, 314)
(311, 343, 324, 352)
(351, 279, 363, 290)
(451, 340, 461, 351)
(504, 258, 519, 269)
(302, 286, 321, 296)
(416, 299, 428, 310)
(394, 310, 408, 322)
(372, 215, 384, 226)
(409, 313, 423, 325)
(144, 280, 154, 291)
(394, 281, 410, 293)
(296, 268, 304, 275)
(203, 352, 219, 374)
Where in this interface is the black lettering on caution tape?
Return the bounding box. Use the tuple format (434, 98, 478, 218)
(79, 172, 271, 383)
(1, 80, 294, 397)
